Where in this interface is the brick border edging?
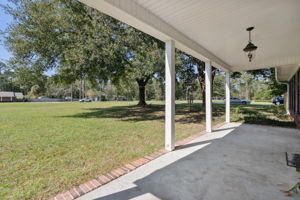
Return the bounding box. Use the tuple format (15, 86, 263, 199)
(49, 122, 226, 200)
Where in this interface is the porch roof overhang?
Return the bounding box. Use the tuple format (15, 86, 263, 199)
(276, 65, 299, 83)
(79, 0, 300, 75)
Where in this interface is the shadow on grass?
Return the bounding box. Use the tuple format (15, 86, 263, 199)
(61, 103, 295, 127)
(63, 104, 165, 122)
(230, 105, 295, 127)
(234, 116, 295, 127)
(61, 103, 208, 124)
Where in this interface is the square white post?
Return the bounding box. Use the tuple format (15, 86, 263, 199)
(165, 40, 175, 151)
(225, 72, 230, 123)
(205, 61, 212, 133)
(286, 84, 290, 114)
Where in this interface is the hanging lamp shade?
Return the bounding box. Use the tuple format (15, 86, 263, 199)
(243, 27, 258, 62)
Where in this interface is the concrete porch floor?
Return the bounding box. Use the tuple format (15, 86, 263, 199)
(78, 123, 300, 200)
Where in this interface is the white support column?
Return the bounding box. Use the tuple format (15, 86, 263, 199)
(165, 40, 175, 151)
(287, 84, 290, 115)
(205, 61, 212, 133)
(225, 72, 231, 123)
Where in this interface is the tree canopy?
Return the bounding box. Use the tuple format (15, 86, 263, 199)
(4, 0, 166, 105)
(2, 0, 287, 103)
(5, 0, 126, 81)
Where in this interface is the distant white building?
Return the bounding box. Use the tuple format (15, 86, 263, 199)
(0, 92, 24, 102)
(15, 92, 24, 99)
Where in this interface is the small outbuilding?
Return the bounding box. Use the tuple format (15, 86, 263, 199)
(0, 92, 15, 102)
(0, 92, 24, 102)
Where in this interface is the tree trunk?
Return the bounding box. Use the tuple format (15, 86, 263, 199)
(196, 61, 216, 109)
(137, 78, 150, 106)
(245, 81, 250, 100)
(137, 83, 146, 106)
(198, 75, 206, 107)
(160, 81, 164, 100)
(79, 80, 82, 99)
(71, 83, 73, 102)
(202, 87, 206, 106)
(83, 79, 86, 98)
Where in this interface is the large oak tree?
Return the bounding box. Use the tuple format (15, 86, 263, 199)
(4, 0, 166, 105)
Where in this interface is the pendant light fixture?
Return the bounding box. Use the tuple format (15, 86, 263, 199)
(243, 27, 258, 62)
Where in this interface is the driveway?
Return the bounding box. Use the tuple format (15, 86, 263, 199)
(78, 123, 300, 200)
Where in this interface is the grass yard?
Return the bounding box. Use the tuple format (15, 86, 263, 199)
(0, 101, 294, 199)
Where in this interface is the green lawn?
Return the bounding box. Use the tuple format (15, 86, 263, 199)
(0, 101, 294, 199)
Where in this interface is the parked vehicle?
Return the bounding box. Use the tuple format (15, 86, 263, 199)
(38, 96, 49, 100)
(79, 98, 92, 102)
(272, 96, 284, 105)
(225, 97, 251, 104)
(65, 96, 73, 101)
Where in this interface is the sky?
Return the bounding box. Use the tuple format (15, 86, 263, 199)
(0, 0, 56, 75)
(0, 0, 13, 63)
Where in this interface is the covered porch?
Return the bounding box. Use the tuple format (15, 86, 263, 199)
(77, 123, 300, 200)
(63, 1, 300, 199)
(79, 0, 300, 150)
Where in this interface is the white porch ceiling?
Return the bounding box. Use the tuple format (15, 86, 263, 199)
(79, 0, 300, 74)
